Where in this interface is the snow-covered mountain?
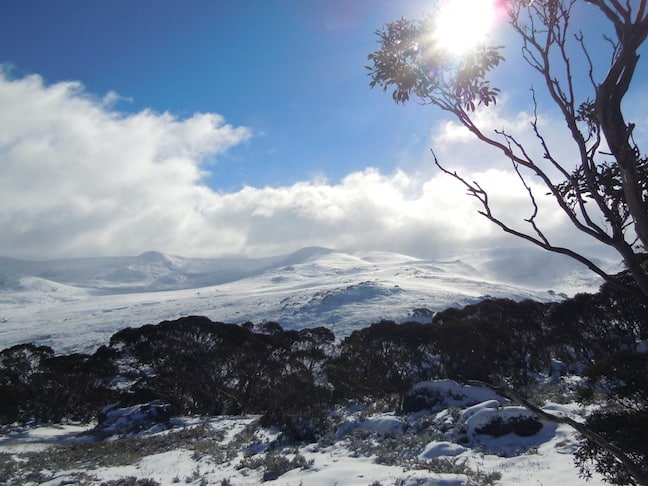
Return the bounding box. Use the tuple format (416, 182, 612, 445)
(0, 246, 618, 353)
(0, 246, 624, 486)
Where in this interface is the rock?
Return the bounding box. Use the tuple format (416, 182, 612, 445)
(420, 441, 467, 458)
(93, 400, 172, 438)
(402, 380, 501, 413)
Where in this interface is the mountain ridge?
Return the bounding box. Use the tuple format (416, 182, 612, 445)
(0, 245, 618, 353)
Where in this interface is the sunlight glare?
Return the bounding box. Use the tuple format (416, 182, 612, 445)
(435, 0, 497, 54)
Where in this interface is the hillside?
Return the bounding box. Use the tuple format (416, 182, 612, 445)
(1, 247, 644, 486)
(0, 246, 615, 353)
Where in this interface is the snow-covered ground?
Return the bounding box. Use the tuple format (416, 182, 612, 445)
(0, 246, 617, 353)
(0, 380, 606, 485)
(0, 247, 618, 485)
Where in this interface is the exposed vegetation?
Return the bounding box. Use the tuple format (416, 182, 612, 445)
(1, 270, 646, 482)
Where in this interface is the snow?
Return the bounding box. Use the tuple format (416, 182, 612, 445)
(0, 423, 92, 453)
(0, 246, 613, 353)
(0, 246, 619, 484)
(459, 399, 501, 421)
(96, 449, 199, 484)
(0, 394, 608, 486)
(336, 413, 404, 439)
(420, 441, 468, 458)
(406, 380, 503, 413)
(465, 405, 533, 434)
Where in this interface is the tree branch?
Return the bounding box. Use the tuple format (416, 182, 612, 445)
(469, 378, 648, 486)
(432, 150, 641, 296)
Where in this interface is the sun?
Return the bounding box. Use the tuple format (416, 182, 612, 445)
(434, 0, 498, 55)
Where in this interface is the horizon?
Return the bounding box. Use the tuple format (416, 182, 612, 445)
(0, 243, 620, 266)
(0, 240, 612, 353)
(0, 1, 645, 260)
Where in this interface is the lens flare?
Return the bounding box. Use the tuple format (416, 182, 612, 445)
(435, 0, 498, 54)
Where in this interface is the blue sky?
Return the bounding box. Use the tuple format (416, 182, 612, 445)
(0, 1, 645, 259)
(2, 0, 441, 189)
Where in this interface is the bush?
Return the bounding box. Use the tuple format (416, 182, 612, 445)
(100, 478, 160, 486)
(239, 452, 313, 482)
(575, 411, 648, 485)
(475, 416, 543, 438)
(0, 343, 117, 424)
(327, 320, 441, 403)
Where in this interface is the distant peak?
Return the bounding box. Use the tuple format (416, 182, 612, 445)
(136, 251, 168, 262)
(275, 246, 336, 266)
(291, 246, 335, 258)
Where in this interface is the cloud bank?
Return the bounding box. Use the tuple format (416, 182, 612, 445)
(0, 73, 589, 259)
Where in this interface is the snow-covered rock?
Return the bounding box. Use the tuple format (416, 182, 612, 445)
(336, 413, 404, 439)
(93, 400, 172, 439)
(420, 441, 468, 458)
(403, 379, 502, 413)
(459, 399, 501, 421)
(462, 404, 557, 456)
(466, 405, 542, 438)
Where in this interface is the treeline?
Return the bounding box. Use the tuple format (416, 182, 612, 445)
(1, 273, 646, 481)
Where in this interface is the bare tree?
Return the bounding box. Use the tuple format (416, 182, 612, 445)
(368, 2, 648, 483)
(366, 0, 648, 300)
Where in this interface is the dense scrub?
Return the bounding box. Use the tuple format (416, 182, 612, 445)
(1, 272, 646, 481)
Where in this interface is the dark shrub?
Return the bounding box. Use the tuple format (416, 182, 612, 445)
(475, 415, 543, 438)
(574, 351, 648, 485)
(0, 344, 55, 423)
(401, 384, 448, 413)
(575, 410, 648, 485)
(432, 299, 550, 384)
(109, 316, 335, 420)
(0, 343, 117, 424)
(547, 272, 648, 370)
(327, 320, 440, 403)
(109, 316, 254, 415)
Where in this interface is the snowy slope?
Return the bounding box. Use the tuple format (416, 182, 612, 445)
(0, 246, 616, 353)
(0, 381, 609, 486)
(0, 248, 619, 486)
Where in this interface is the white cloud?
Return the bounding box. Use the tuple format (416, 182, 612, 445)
(424, 99, 622, 252)
(0, 73, 605, 260)
(0, 73, 251, 258)
(426, 96, 610, 191)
